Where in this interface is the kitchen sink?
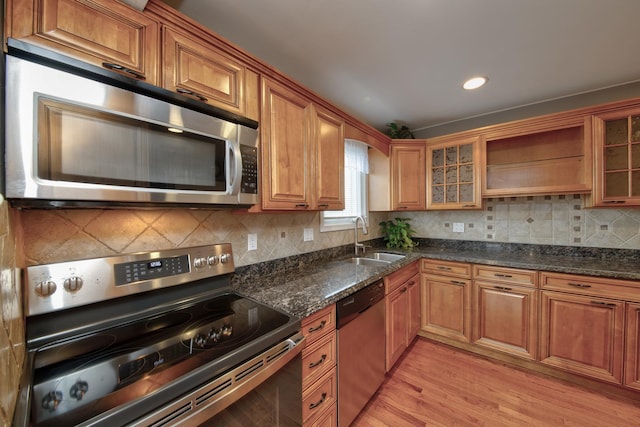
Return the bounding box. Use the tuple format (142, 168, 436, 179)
(347, 258, 391, 267)
(368, 252, 406, 262)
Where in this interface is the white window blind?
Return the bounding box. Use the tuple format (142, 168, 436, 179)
(321, 139, 369, 230)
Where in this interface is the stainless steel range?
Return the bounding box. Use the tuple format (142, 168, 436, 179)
(14, 244, 303, 426)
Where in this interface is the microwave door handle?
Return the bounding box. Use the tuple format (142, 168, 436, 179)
(227, 141, 242, 195)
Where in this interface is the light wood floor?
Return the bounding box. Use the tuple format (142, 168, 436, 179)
(352, 338, 640, 426)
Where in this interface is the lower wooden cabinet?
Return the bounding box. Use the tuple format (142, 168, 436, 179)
(539, 290, 624, 384)
(625, 302, 640, 390)
(301, 305, 337, 426)
(420, 260, 472, 343)
(472, 265, 538, 360)
(385, 262, 420, 371)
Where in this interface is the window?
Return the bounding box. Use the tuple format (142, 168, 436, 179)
(321, 139, 369, 232)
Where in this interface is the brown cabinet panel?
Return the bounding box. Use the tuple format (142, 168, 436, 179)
(427, 136, 481, 209)
(592, 106, 640, 206)
(540, 290, 624, 384)
(421, 259, 472, 279)
(625, 302, 640, 391)
(11, 0, 159, 83)
(390, 142, 426, 211)
(313, 106, 345, 210)
(261, 77, 313, 209)
(421, 274, 472, 342)
(473, 281, 537, 360)
(385, 263, 421, 371)
(302, 369, 337, 424)
(162, 26, 256, 118)
(474, 265, 537, 287)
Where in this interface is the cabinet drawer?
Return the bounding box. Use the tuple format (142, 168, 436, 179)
(306, 402, 336, 427)
(421, 259, 472, 279)
(302, 305, 336, 345)
(474, 265, 537, 287)
(385, 261, 419, 294)
(541, 272, 640, 301)
(302, 369, 337, 424)
(302, 331, 336, 389)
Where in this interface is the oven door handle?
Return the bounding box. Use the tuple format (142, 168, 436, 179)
(128, 332, 306, 427)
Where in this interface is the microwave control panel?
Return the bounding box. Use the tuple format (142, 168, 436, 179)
(240, 145, 258, 194)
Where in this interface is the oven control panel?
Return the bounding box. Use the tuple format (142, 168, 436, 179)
(24, 244, 234, 317)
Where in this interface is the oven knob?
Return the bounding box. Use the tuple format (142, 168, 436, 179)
(208, 328, 221, 343)
(70, 381, 89, 401)
(35, 280, 57, 297)
(193, 257, 207, 268)
(220, 253, 231, 264)
(207, 255, 220, 266)
(42, 390, 63, 412)
(63, 276, 84, 293)
(194, 333, 208, 348)
(221, 324, 233, 337)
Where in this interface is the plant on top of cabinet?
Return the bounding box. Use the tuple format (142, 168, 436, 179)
(385, 121, 415, 139)
(592, 106, 640, 206)
(379, 218, 417, 249)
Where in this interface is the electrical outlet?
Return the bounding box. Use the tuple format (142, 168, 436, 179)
(247, 233, 258, 251)
(304, 228, 314, 242)
(452, 222, 465, 233)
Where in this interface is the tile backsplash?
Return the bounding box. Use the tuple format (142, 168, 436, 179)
(401, 195, 640, 249)
(20, 209, 388, 266)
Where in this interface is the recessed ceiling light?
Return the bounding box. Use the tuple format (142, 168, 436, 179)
(463, 76, 488, 90)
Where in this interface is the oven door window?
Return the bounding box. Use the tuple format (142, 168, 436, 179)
(37, 98, 227, 192)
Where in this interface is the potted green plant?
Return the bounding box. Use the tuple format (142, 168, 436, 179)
(379, 217, 418, 249)
(385, 122, 415, 139)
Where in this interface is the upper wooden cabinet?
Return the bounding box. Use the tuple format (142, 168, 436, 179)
(427, 135, 481, 209)
(591, 106, 640, 206)
(313, 106, 345, 210)
(482, 116, 592, 197)
(260, 77, 344, 210)
(161, 26, 259, 121)
(9, 0, 159, 84)
(390, 141, 426, 211)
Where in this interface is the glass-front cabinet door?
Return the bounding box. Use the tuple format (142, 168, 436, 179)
(593, 107, 640, 206)
(426, 136, 481, 209)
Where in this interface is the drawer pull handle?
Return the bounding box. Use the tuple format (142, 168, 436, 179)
(400, 286, 408, 293)
(102, 62, 145, 80)
(317, 204, 329, 208)
(397, 206, 408, 209)
(450, 280, 466, 286)
(309, 392, 327, 410)
(494, 286, 512, 291)
(568, 282, 592, 288)
(176, 87, 208, 102)
(407, 280, 416, 287)
(308, 320, 326, 333)
(494, 273, 513, 278)
(437, 266, 452, 271)
(309, 354, 327, 369)
(591, 301, 616, 307)
(295, 203, 309, 208)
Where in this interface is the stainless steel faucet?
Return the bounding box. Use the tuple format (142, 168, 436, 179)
(354, 215, 369, 255)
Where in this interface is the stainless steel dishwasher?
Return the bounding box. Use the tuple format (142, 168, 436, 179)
(336, 280, 386, 426)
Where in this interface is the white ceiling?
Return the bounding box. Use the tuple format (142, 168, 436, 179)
(161, 0, 640, 134)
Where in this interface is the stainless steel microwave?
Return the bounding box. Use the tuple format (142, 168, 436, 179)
(5, 55, 259, 208)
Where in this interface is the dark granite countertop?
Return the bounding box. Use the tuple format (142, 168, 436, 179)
(232, 239, 640, 320)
